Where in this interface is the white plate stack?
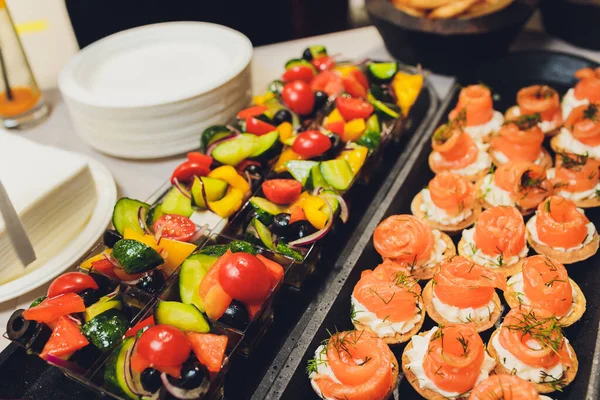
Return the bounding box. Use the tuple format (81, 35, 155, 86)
(59, 22, 253, 159)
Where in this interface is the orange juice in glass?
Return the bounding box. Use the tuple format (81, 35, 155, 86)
(0, 0, 49, 128)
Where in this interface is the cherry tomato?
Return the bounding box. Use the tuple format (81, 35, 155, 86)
(336, 97, 374, 120)
(186, 152, 213, 169)
(282, 65, 315, 83)
(153, 214, 196, 242)
(137, 325, 191, 367)
(312, 56, 335, 72)
(262, 179, 303, 205)
(47, 272, 98, 299)
(218, 253, 271, 304)
(311, 71, 344, 97)
(282, 81, 315, 116)
(325, 121, 345, 137)
(291, 130, 332, 159)
(171, 161, 210, 184)
(245, 117, 277, 135)
(236, 105, 267, 120)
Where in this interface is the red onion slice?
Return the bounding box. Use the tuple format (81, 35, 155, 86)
(196, 178, 214, 213)
(288, 198, 333, 247)
(154, 224, 165, 246)
(206, 133, 239, 156)
(45, 355, 85, 374)
(311, 187, 324, 197)
(172, 178, 192, 200)
(161, 372, 210, 399)
(188, 224, 209, 244)
(138, 207, 151, 234)
(103, 252, 121, 270)
(123, 337, 154, 397)
(331, 194, 349, 223)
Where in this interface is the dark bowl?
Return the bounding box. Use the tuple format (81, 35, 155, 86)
(540, 0, 600, 50)
(366, 0, 539, 76)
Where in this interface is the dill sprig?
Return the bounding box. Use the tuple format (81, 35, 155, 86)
(520, 169, 547, 191)
(535, 85, 556, 100)
(540, 371, 566, 392)
(504, 113, 541, 130)
(584, 103, 599, 122)
(558, 152, 588, 170)
(503, 309, 564, 354)
(456, 333, 470, 357)
(433, 109, 466, 144)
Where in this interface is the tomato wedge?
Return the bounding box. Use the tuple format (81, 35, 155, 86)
(282, 65, 315, 83)
(171, 161, 210, 184)
(125, 316, 155, 338)
(40, 316, 89, 360)
(343, 72, 368, 98)
(311, 71, 344, 97)
(262, 179, 303, 205)
(47, 272, 98, 299)
(245, 117, 277, 136)
(236, 105, 267, 120)
(336, 97, 374, 120)
(153, 214, 196, 242)
(186, 152, 213, 169)
(23, 292, 86, 323)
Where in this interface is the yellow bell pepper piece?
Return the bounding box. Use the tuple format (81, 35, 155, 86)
(252, 91, 275, 106)
(273, 148, 303, 173)
(123, 228, 196, 274)
(303, 196, 326, 211)
(277, 122, 293, 142)
(326, 108, 344, 124)
(392, 72, 423, 116)
(286, 191, 311, 212)
(334, 65, 358, 77)
(343, 118, 366, 143)
(305, 208, 329, 230)
(80, 250, 111, 270)
(208, 166, 250, 194)
(337, 145, 368, 174)
(208, 188, 244, 218)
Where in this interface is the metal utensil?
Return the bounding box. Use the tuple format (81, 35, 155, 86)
(0, 179, 35, 266)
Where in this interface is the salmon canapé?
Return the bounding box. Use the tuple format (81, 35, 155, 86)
(488, 307, 578, 393)
(549, 153, 600, 205)
(403, 324, 496, 398)
(507, 85, 562, 135)
(479, 161, 552, 213)
(469, 374, 548, 400)
(552, 103, 600, 159)
(490, 114, 550, 167)
(424, 256, 506, 330)
(309, 330, 398, 400)
(449, 85, 504, 142)
(351, 266, 423, 342)
(373, 215, 455, 279)
(562, 68, 600, 119)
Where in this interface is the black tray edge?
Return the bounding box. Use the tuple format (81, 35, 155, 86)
(253, 79, 442, 400)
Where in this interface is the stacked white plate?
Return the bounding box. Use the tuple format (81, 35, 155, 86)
(59, 22, 253, 159)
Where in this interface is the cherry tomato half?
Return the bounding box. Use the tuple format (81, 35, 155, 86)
(311, 71, 344, 97)
(171, 161, 210, 184)
(137, 325, 191, 367)
(282, 65, 315, 83)
(218, 253, 271, 304)
(153, 214, 196, 242)
(282, 81, 315, 116)
(262, 179, 303, 205)
(325, 121, 345, 137)
(47, 272, 99, 299)
(186, 152, 213, 169)
(245, 117, 277, 136)
(291, 130, 332, 159)
(336, 97, 374, 120)
(342, 73, 367, 98)
(236, 105, 268, 120)
(312, 56, 335, 72)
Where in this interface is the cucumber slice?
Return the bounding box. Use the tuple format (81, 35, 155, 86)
(161, 187, 193, 217)
(250, 130, 282, 161)
(112, 198, 150, 236)
(286, 160, 319, 186)
(251, 218, 276, 251)
(368, 93, 400, 120)
(191, 177, 228, 209)
(320, 160, 354, 191)
(320, 190, 340, 215)
(180, 254, 217, 312)
(357, 115, 382, 151)
(84, 294, 123, 322)
(368, 62, 398, 82)
(249, 197, 286, 226)
(82, 309, 129, 351)
(268, 79, 284, 94)
(369, 84, 393, 103)
(366, 114, 381, 134)
(104, 338, 137, 400)
(155, 301, 210, 333)
(307, 164, 329, 191)
(112, 239, 164, 274)
(276, 241, 303, 262)
(212, 134, 257, 166)
(199, 241, 257, 257)
(146, 203, 165, 228)
(284, 58, 316, 72)
(201, 125, 232, 152)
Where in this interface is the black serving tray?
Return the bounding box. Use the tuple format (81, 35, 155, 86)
(258, 51, 600, 400)
(0, 79, 439, 399)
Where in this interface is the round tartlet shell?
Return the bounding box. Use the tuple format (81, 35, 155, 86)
(474, 176, 539, 216)
(422, 280, 502, 332)
(352, 306, 426, 345)
(428, 152, 490, 183)
(457, 237, 525, 277)
(526, 227, 599, 264)
(404, 232, 456, 280)
(503, 277, 587, 327)
(487, 329, 578, 393)
(410, 192, 481, 235)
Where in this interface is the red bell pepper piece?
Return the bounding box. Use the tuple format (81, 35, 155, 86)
(289, 205, 307, 224)
(90, 258, 119, 280)
(23, 292, 86, 323)
(187, 333, 228, 373)
(246, 303, 262, 320)
(131, 350, 182, 378)
(125, 316, 155, 338)
(256, 254, 284, 287)
(112, 267, 146, 282)
(236, 105, 267, 120)
(245, 117, 277, 136)
(198, 250, 231, 300)
(186, 152, 213, 169)
(171, 161, 210, 184)
(325, 121, 345, 137)
(40, 316, 89, 360)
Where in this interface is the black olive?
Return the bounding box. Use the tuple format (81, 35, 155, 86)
(79, 288, 101, 307)
(255, 114, 273, 125)
(302, 48, 313, 61)
(169, 361, 209, 390)
(217, 300, 249, 331)
(136, 270, 166, 294)
(313, 91, 329, 112)
(282, 221, 317, 242)
(88, 272, 115, 296)
(27, 324, 53, 353)
(244, 164, 262, 175)
(103, 229, 122, 248)
(322, 134, 343, 160)
(270, 213, 291, 237)
(141, 368, 163, 393)
(272, 109, 292, 126)
(6, 309, 38, 344)
(70, 344, 103, 369)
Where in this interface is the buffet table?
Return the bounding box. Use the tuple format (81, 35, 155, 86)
(0, 25, 598, 354)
